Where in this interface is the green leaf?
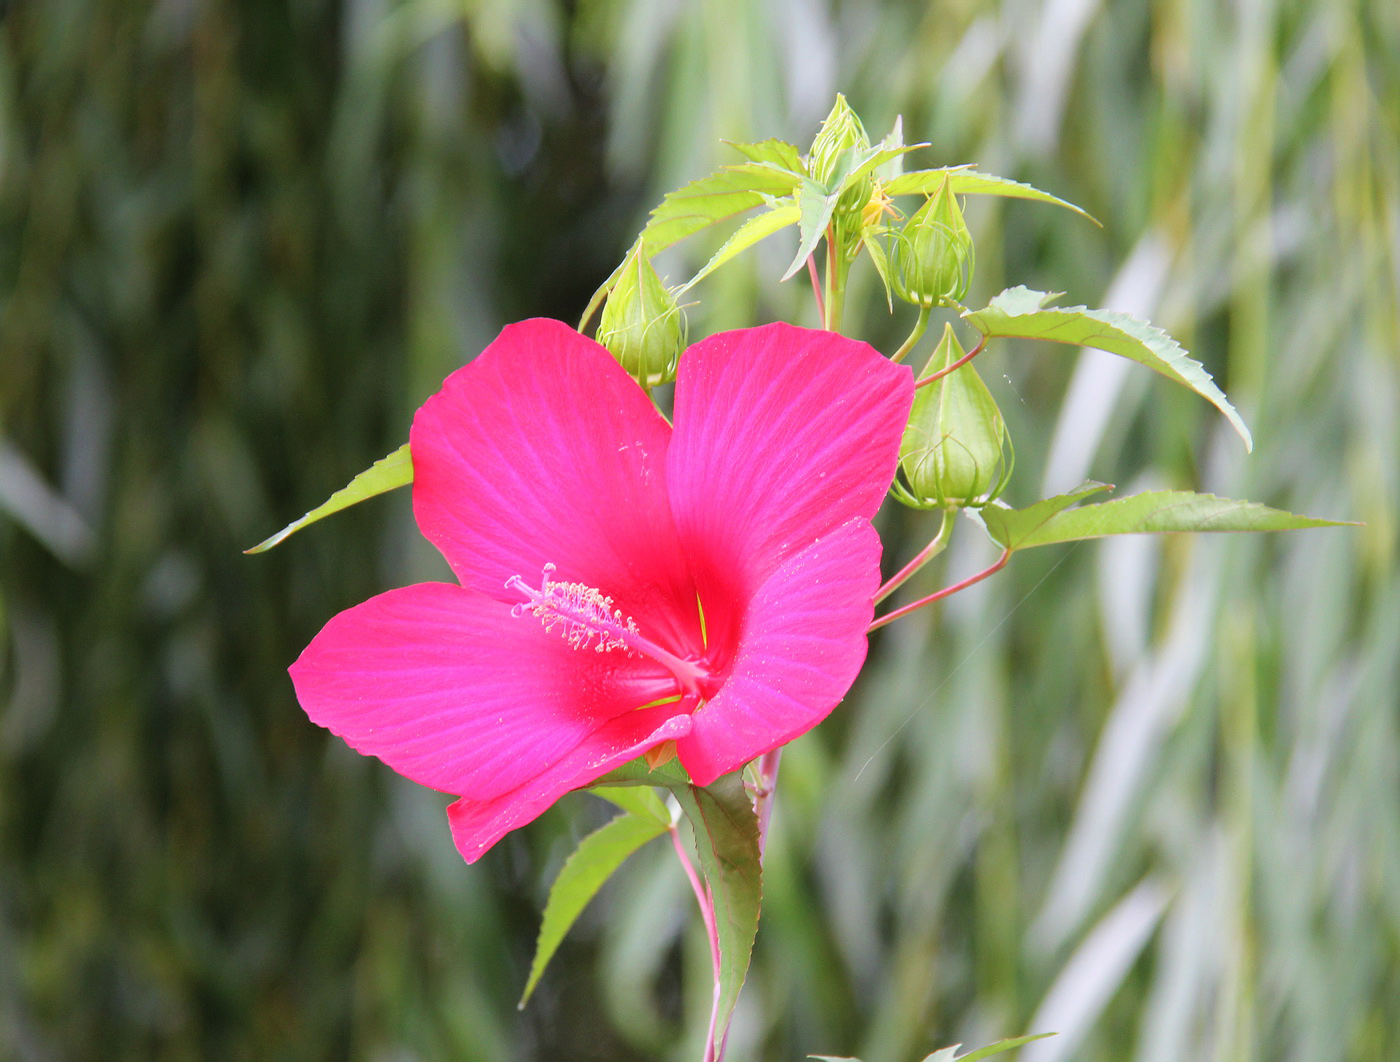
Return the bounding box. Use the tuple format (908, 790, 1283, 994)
(977, 482, 1114, 550)
(725, 137, 805, 175)
(245, 443, 412, 553)
(592, 785, 672, 827)
(519, 810, 669, 1007)
(963, 287, 1254, 451)
(783, 175, 842, 281)
(884, 168, 1097, 224)
(809, 1033, 1054, 1062)
(720, 162, 806, 195)
(579, 161, 805, 328)
(873, 115, 909, 182)
(587, 758, 762, 1055)
(881, 163, 972, 196)
(672, 774, 762, 1058)
(984, 490, 1351, 551)
(640, 166, 792, 253)
(779, 136, 927, 282)
(844, 142, 927, 189)
(953, 1033, 1057, 1061)
(861, 230, 894, 309)
(590, 756, 690, 791)
(678, 202, 801, 293)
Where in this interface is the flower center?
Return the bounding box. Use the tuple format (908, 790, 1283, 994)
(505, 564, 716, 698)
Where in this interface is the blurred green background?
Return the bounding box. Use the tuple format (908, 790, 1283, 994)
(2, 0, 1397, 1059)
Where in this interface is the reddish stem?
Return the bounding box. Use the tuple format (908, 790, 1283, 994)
(868, 548, 1012, 631)
(752, 747, 782, 860)
(915, 335, 987, 389)
(874, 511, 953, 605)
(670, 823, 724, 1062)
(806, 254, 825, 323)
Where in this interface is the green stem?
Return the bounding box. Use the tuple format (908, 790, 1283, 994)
(890, 305, 931, 364)
(822, 221, 852, 333)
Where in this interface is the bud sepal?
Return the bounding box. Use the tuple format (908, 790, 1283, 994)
(893, 324, 1012, 510)
(889, 175, 975, 309)
(596, 242, 687, 388)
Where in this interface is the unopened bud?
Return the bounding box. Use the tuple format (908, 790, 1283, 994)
(808, 94, 874, 217)
(897, 325, 1010, 509)
(891, 176, 974, 308)
(596, 243, 685, 387)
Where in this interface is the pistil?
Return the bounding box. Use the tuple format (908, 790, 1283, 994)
(506, 564, 714, 697)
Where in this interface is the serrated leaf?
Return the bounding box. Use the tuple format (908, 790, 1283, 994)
(245, 443, 412, 553)
(963, 287, 1254, 451)
(726, 137, 805, 175)
(953, 1033, 1056, 1061)
(590, 756, 690, 791)
(921, 1050, 958, 1062)
(592, 785, 671, 827)
(519, 810, 669, 1007)
(844, 142, 927, 188)
(678, 202, 801, 292)
(672, 774, 762, 1058)
(977, 482, 1114, 550)
(578, 162, 806, 327)
(988, 490, 1350, 551)
(638, 168, 776, 253)
(880, 163, 973, 196)
(783, 176, 842, 281)
(720, 162, 806, 195)
(581, 161, 799, 329)
(885, 168, 1097, 224)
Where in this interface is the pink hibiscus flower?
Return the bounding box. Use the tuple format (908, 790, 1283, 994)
(290, 320, 913, 862)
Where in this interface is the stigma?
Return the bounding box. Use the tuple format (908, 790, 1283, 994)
(504, 564, 639, 653)
(505, 563, 719, 700)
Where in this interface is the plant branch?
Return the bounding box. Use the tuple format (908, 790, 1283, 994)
(868, 546, 1012, 631)
(823, 222, 851, 332)
(915, 333, 987, 389)
(807, 254, 825, 323)
(874, 509, 954, 605)
(751, 748, 783, 861)
(890, 305, 931, 364)
(670, 822, 723, 1062)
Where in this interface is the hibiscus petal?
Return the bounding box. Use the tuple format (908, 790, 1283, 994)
(289, 582, 686, 802)
(676, 518, 882, 786)
(667, 322, 913, 600)
(412, 318, 701, 650)
(447, 709, 693, 863)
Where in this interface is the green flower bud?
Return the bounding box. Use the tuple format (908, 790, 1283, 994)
(896, 324, 1011, 510)
(808, 94, 874, 217)
(890, 176, 974, 308)
(596, 243, 686, 388)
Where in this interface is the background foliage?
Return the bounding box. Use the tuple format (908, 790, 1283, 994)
(2, 1, 1396, 1059)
